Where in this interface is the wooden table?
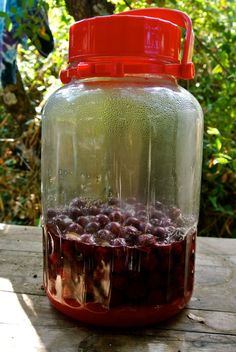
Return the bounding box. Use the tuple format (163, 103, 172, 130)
(0, 224, 236, 351)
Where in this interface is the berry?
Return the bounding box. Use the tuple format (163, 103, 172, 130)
(95, 214, 110, 227)
(112, 237, 126, 247)
(68, 207, 83, 220)
(94, 229, 115, 245)
(69, 197, 86, 208)
(105, 222, 121, 236)
(76, 216, 90, 228)
(67, 222, 84, 235)
(85, 222, 100, 234)
(89, 206, 100, 215)
(101, 207, 114, 216)
(124, 217, 140, 229)
(47, 208, 58, 220)
(138, 234, 156, 246)
(80, 234, 96, 245)
(109, 211, 124, 223)
(153, 226, 167, 241)
(151, 209, 164, 219)
(139, 222, 153, 233)
(122, 226, 139, 245)
(54, 215, 73, 231)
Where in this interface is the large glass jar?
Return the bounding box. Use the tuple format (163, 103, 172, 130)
(41, 9, 203, 326)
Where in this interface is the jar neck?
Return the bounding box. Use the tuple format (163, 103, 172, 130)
(70, 74, 178, 87)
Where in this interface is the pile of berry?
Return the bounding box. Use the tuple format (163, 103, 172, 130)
(44, 197, 195, 308)
(47, 197, 185, 247)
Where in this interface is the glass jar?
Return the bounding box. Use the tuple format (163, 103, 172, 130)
(42, 8, 203, 326)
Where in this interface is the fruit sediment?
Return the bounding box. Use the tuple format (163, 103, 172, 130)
(43, 197, 196, 326)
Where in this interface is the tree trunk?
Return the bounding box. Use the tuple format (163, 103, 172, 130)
(1, 70, 35, 127)
(65, 0, 115, 21)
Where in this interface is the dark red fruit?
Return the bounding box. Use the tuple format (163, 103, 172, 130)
(150, 209, 164, 219)
(47, 208, 58, 220)
(109, 211, 124, 223)
(122, 226, 139, 245)
(68, 207, 83, 220)
(67, 222, 83, 234)
(94, 229, 115, 245)
(76, 216, 90, 228)
(153, 226, 167, 240)
(85, 222, 100, 234)
(112, 238, 127, 247)
(80, 233, 96, 245)
(138, 234, 156, 246)
(69, 197, 86, 208)
(54, 215, 73, 231)
(124, 217, 140, 229)
(105, 222, 121, 236)
(95, 214, 110, 227)
(89, 206, 100, 215)
(139, 222, 153, 233)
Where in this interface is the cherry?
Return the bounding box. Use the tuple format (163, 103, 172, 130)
(76, 216, 90, 228)
(138, 234, 156, 246)
(89, 206, 100, 215)
(109, 211, 124, 223)
(122, 226, 139, 245)
(95, 214, 110, 227)
(47, 208, 58, 220)
(69, 197, 86, 208)
(80, 234, 96, 245)
(54, 215, 73, 231)
(94, 229, 115, 245)
(66, 222, 83, 234)
(105, 222, 121, 236)
(68, 207, 83, 220)
(112, 237, 127, 247)
(85, 221, 100, 234)
(124, 217, 140, 229)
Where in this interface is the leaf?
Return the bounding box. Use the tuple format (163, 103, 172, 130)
(215, 138, 222, 151)
(209, 196, 218, 210)
(207, 127, 220, 136)
(212, 64, 223, 74)
(217, 153, 232, 160)
(213, 157, 231, 165)
(10, 6, 17, 14)
(5, 17, 13, 32)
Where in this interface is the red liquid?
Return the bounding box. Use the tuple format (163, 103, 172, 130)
(43, 223, 195, 326)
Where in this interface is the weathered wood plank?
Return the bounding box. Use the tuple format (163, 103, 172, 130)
(0, 290, 236, 335)
(0, 290, 236, 351)
(1, 321, 236, 352)
(0, 250, 44, 295)
(0, 223, 42, 252)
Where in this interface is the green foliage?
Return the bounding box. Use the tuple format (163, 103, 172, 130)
(0, 0, 235, 236)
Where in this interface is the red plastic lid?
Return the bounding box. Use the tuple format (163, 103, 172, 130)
(60, 8, 195, 83)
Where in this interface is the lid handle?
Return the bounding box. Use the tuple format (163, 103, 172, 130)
(117, 8, 194, 65)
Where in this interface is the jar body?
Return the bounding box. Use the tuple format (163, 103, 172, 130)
(42, 76, 203, 326)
